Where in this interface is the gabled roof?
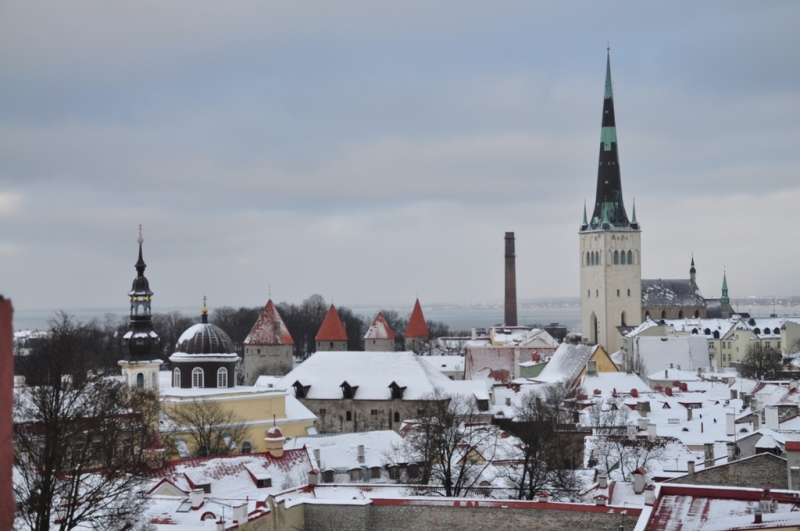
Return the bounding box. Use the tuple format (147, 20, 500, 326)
(364, 312, 395, 340)
(244, 299, 294, 346)
(535, 343, 600, 386)
(405, 299, 429, 339)
(315, 305, 348, 342)
(277, 351, 481, 401)
(641, 279, 705, 308)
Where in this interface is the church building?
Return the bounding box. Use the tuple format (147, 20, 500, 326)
(579, 52, 731, 354)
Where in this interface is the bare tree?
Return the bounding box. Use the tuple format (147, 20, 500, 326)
(151, 311, 198, 357)
(163, 398, 248, 458)
(395, 388, 496, 497)
(13, 314, 157, 531)
(588, 434, 666, 482)
(504, 382, 583, 501)
(738, 343, 782, 380)
(585, 396, 630, 435)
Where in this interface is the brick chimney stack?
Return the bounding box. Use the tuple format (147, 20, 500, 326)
(504, 232, 518, 326)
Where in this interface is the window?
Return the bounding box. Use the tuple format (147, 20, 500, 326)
(371, 409, 378, 415)
(257, 348, 261, 354)
(596, 289, 599, 297)
(627, 250, 632, 264)
(173, 368, 181, 387)
(371, 467, 381, 479)
(319, 408, 326, 415)
(256, 478, 272, 488)
(617, 289, 620, 297)
(407, 464, 420, 479)
(192, 368, 204, 388)
(765, 342, 770, 348)
(614, 250, 619, 264)
(394, 412, 400, 423)
(621, 312, 626, 326)
(136, 373, 144, 388)
(620, 251, 626, 264)
(217, 367, 228, 388)
(349, 469, 361, 482)
(694, 310, 700, 318)
(322, 470, 334, 483)
(346, 411, 352, 421)
(661, 310, 667, 319)
(477, 399, 489, 412)
(627, 289, 631, 297)
(586, 252, 590, 266)
(241, 441, 252, 454)
(645, 311, 650, 319)
(588, 290, 591, 298)
(678, 310, 684, 319)
(388, 467, 400, 480)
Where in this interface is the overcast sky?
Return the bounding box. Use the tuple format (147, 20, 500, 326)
(2, 1, 799, 317)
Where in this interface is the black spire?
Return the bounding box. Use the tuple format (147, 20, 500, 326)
(120, 225, 162, 361)
(590, 51, 630, 229)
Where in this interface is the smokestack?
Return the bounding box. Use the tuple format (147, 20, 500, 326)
(504, 232, 517, 327)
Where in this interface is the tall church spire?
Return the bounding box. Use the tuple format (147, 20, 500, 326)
(590, 51, 630, 229)
(721, 270, 729, 304)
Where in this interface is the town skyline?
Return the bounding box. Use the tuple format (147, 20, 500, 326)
(2, 2, 799, 314)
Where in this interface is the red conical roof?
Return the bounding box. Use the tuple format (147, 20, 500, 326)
(244, 299, 294, 346)
(315, 304, 348, 341)
(404, 299, 429, 339)
(364, 312, 395, 340)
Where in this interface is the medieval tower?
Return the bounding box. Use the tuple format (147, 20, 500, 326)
(579, 52, 641, 354)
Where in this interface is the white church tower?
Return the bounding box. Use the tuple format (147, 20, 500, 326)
(579, 51, 641, 354)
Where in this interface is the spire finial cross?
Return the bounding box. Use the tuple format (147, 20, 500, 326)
(202, 295, 208, 314)
(137, 224, 143, 244)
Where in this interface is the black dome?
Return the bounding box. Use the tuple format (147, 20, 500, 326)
(175, 322, 235, 355)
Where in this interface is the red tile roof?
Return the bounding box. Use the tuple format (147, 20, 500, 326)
(405, 299, 429, 339)
(244, 300, 294, 346)
(365, 312, 395, 340)
(315, 305, 348, 341)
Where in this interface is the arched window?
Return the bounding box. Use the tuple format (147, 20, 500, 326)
(617, 289, 620, 297)
(627, 289, 631, 296)
(394, 412, 400, 423)
(192, 368, 204, 388)
(241, 441, 252, 454)
(627, 250, 633, 264)
(661, 310, 666, 319)
(614, 250, 619, 264)
(620, 251, 626, 264)
(596, 251, 600, 265)
(152, 372, 157, 388)
(694, 310, 700, 318)
(587, 290, 590, 298)
(173, 368, 181, 387)
(586, 252, 590, 266)
(346, 411, 352, 421)
(621, 312, 627, 326)
(136, 373, 144, 388)
(645, 311, 651, 320)
(678, 310, 684, 319)
(217, 367, 228, 388)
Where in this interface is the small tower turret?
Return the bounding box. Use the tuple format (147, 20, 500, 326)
(690, 256, 696, 283)
(721, 271, 729, 304)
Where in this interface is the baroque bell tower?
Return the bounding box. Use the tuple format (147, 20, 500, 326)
(119, 225, 163, 389)
(579, 50, 641, 354)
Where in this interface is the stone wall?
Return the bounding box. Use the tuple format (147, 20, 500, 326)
(244, 344, 294, 385)
(302, 398, 428, 433)
(666, 453, 791, 490)
(304, 498, 639, 531)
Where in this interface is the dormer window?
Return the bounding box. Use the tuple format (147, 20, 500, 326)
(389, 381, 407, 400)
(292, 381, 311, 399)
(340, 381, 359, 399)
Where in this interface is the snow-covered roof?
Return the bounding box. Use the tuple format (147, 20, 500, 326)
(244, 299, 294, 346)
(364, 313, 395, 340)
(285, 431, 403, 471)
(421, 355, 465, 374)
(641, 279, 705, 308)
(535, 343, 599, 385)
(579, 371, 650, 397)
(488, 326, 558, 348)
(315, 305, 348, 342)
(633, 336, 711, 376)
(277, 351, 477, 401)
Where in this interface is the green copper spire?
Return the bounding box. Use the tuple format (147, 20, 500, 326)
(582, 201, 588, 227)
(721, 270, 729, 304)
(590, 50, 630, 229)
(631, 199, 638, 226)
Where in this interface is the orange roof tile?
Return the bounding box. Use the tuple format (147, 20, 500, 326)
(244, 299, 294, 346)
(405, 299, 429, 339)
(364, 312, 395, 340)
(315, 304, 348, 341)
